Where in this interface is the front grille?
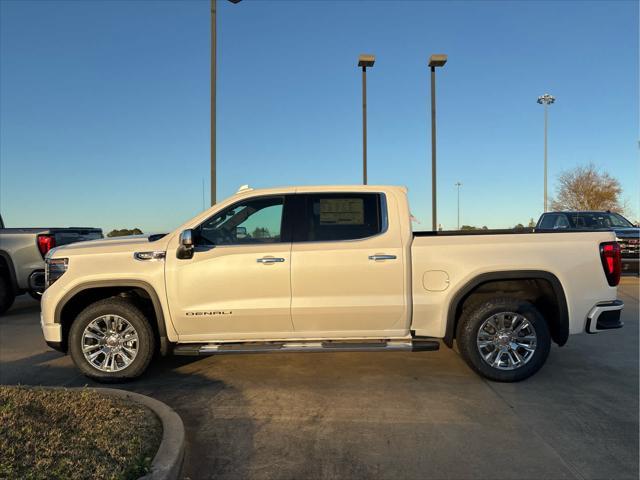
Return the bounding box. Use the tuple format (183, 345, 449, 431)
(618, 239, 639, 257)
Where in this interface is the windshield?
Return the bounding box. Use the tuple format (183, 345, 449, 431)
(568, 212, 634, 229)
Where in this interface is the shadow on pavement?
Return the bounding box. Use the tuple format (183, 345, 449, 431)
(1, 283, 638, 479)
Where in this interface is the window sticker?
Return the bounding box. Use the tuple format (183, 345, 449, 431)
(319, 198, 364, 225)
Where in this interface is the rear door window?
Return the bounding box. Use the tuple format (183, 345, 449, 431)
(295, 193, 384, 242)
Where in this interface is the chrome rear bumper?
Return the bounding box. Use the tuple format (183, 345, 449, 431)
(585, 300, 624, 334)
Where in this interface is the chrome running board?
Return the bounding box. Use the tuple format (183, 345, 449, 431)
(173, 339, 439, 356)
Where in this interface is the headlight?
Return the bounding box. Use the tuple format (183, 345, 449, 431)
(45, 258, 68, 288)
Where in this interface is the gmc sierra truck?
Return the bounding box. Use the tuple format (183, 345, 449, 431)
(40, 185, 624, 383)
(0, 214, 102, 315)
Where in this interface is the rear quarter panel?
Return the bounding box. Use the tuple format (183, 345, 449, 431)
(411, 231, 617, 338)
(0, 230, 44, 289)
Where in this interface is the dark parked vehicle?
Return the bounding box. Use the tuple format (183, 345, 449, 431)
(536, 211, 639, 274)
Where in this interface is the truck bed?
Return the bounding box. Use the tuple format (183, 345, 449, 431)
(409, 229, 617, 339)
(413, 227, 617, 236)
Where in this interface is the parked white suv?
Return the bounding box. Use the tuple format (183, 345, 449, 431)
(40, 185, 624, 382)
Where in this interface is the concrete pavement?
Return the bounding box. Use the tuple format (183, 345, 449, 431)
(1, 279, 638, 479)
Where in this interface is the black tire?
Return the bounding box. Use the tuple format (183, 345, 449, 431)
(456, 297, 551, 382)
(0, 275, 16, 316)
(69, 297, 155, 382)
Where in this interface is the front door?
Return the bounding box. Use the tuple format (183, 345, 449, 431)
(165, 195, 294, 341)
(290, 192, 406, 337)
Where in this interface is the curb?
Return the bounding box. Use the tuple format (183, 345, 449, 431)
(95, 388, 185, 480)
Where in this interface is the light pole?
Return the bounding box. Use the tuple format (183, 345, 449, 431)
(358, 54, 375, 185)
(428, 54, 447, 231)
(537, 93, 555, 212)
(211, 0, 242, 206)
(455, 181, 462, 230)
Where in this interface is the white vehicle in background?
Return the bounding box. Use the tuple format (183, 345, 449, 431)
(39, 185, 623, 383)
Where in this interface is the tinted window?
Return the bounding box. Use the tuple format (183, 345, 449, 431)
(197, 197, 284, 246)
(569, 212, 633, 229)
(610, 213, 634, 228)
(539, 214, 559, 229)
(299, 193, 383, 242)
(554, 215, 570, 228)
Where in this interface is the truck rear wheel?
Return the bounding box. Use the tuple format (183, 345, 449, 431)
(69, 297, 155, 382)
(0, 275, 15, 316)
(456, 297, 551, 382)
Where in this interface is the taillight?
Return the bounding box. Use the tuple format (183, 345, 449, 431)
(37, 234, 56, 257)
(600, 242, 621, 287)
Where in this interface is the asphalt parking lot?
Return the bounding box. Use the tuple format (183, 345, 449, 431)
(1, 278, 638, 480)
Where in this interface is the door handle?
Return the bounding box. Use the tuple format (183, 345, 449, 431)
(257, 257, 285, 264)
(368, 254, 397, 261)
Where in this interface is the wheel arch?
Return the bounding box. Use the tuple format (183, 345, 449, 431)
(444, 270, 569, 348)
(54, 280, 171, 355)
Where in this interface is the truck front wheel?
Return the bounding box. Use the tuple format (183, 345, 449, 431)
(69, 297, 155, 382)
(456, 298, 551, 382)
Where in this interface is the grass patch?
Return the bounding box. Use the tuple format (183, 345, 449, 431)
(0, 386, 161, 480)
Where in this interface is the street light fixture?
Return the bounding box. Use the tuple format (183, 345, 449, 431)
(428, 54, 447, 231)
(358, 54, 375, 185)
(455, 181, 462, 230)
(211, 0, 242, 206)
(537, 93, 555, 212)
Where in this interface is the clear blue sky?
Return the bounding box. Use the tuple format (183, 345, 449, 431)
(1, 0, 638, 232)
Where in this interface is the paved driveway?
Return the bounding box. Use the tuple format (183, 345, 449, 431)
(1, 279, 638, 480)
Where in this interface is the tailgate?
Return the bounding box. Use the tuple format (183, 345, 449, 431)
(52, 228, 103, 247)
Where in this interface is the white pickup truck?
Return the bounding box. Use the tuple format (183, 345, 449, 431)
(40, 185, 624, 383)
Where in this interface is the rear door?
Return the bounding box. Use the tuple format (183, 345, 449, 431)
(289, 192, 406, 337)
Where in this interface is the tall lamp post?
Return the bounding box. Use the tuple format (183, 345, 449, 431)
(455, 181, 462, 230)
(211, 0, 242, 206)
(358, 54, 375, 185)
(537, 93, 555, 212)
(428, 54, 447, 231)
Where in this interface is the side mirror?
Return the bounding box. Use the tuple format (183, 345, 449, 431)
(236, 226, 247, 239)
(177, 229, 195, 259)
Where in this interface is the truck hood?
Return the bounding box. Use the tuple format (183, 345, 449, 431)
(49, 235, 171, 257)
(613, 228, 640, 239)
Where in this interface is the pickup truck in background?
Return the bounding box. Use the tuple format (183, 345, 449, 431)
(536, 211, 639, 274)
(0, 214, 102, 314)
(40, 185, 624, 383)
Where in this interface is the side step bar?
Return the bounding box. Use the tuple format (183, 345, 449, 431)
(173, 339, 440, 356)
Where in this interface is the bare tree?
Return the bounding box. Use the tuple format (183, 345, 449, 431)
(550, 164, 624, 212)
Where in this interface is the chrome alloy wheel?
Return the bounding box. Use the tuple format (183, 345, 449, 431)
(476, 312, 537, 371)
(81, 315, 139, 372)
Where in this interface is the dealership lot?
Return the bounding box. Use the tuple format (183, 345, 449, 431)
(1, 278, 638, 480)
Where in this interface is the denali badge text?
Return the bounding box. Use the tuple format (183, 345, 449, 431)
(186, 311, 233, 316)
